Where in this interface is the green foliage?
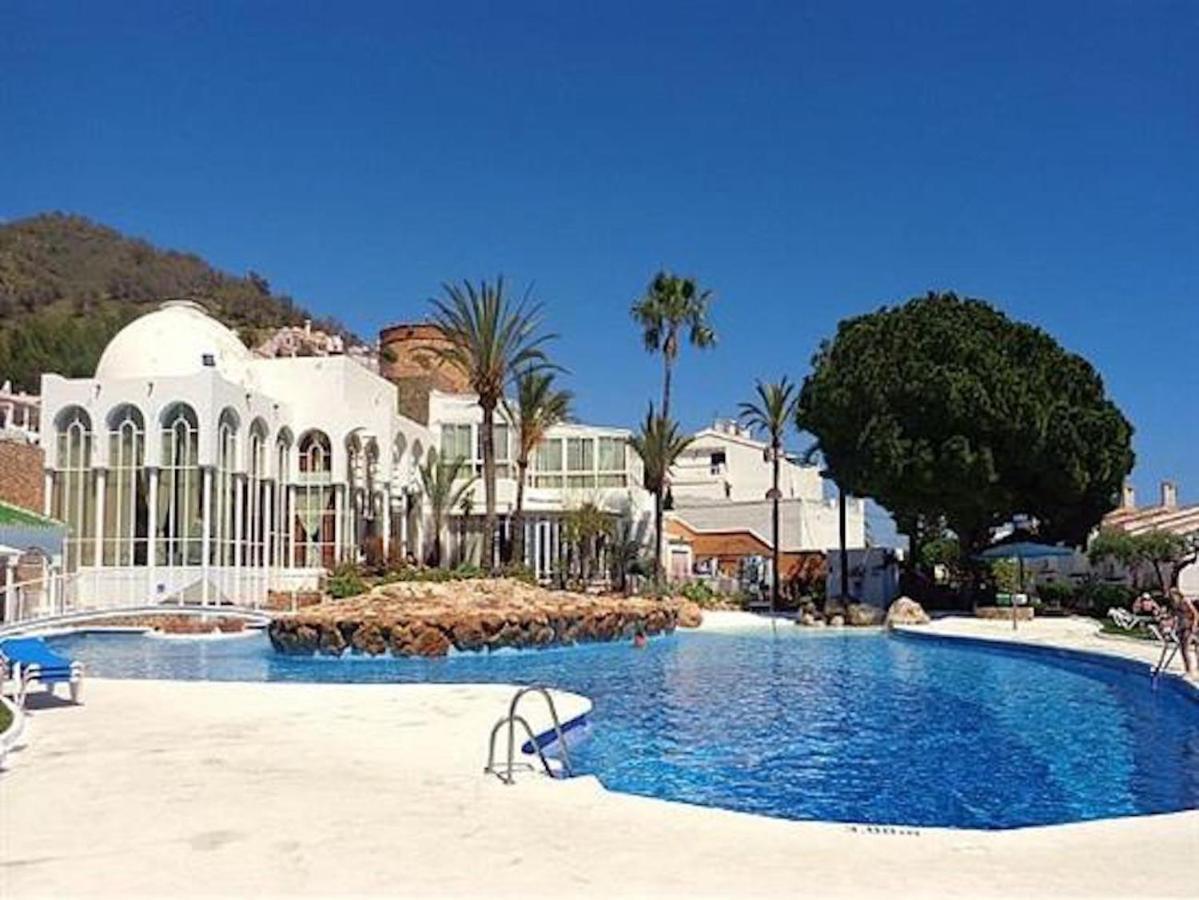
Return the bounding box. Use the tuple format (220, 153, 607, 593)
(1088, 527, 1199, 593)
(796, 292, 1134, 556)
(379, 562, 514, 585)
(1035, 580, 1075, 608)
(679, 580, 715, 603)
(630, 270, 716, 419)
(989, 558, 1021, 593)
(0, 213, 354, 390)
(919, 535, 962, 576)
(429, 277, 557, 569)
(0, 699, 10, 735)
(327, 564, 367, 599)
(628, 405, 695, 584)
(418, 452, 478, 567)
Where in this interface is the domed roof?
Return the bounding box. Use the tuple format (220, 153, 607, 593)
(95, 301, 252, 382)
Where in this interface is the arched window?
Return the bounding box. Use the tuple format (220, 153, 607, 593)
(52, 406, 94, 571)
(295, 430, 334, 568)
(273, 428, 292, 566)
(246, 419, 268, 567)
(214, 409, 240, 566)
(105, 405, 147, 566)
(159, 403, 201, 566)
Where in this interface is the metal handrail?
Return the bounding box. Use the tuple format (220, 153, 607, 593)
(485, 684, 573, 784)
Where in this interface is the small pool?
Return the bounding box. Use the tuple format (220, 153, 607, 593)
(48, 628, 1199, 829)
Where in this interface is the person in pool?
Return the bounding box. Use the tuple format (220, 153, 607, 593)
(632, 626, 647, 649)
(1168, 587, 1199, 680)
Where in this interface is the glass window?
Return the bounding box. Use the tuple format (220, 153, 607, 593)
(597, 437, 625, 472)
(476, 422, 511, 462)
(532, 438, 563, 488)
(566, 437, 594, 472)
(441, 423, 472, 463)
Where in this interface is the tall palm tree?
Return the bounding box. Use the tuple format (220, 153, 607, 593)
(506, 369, 572, 567)
(430, 278, 555, 570)
(418, 451, 477, 568)
(630, 271, 716, 422)
(738, 377, 799, 617)
(628, 404, 694, 588)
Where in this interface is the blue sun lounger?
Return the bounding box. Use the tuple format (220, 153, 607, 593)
(0, 637, 84, 707)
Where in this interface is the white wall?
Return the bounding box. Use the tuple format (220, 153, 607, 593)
(671, 427, 824, 504)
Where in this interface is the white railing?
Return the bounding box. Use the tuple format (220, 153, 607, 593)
(0, 564, 295, 631)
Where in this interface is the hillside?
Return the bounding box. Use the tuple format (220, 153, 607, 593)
(0, 212, 354, 391)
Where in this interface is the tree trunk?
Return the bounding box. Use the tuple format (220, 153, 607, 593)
(838, 486, 849, 601)
(771, 444, 780, 616)
(511, 458, 527, 567)
(431, 514, 442, 568)
(654, 489, 664, 590)
(480, 402, 497, 572)
(661, 340, 675, 422)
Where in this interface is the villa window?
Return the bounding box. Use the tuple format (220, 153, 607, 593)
(52, 406, 94, 571)
(296, 430, 335, 568)
(532, 438, 563, 488)
(213, 410, 240, 567)
(566, 437, 596, 489)
(597, 436, 628, 488)
(440, 423, 472, 465)
(475, 422, 511, 478)
(158, 403, 202, 567)
(103, 405, 147, 566)
(246, 421, 269, 567)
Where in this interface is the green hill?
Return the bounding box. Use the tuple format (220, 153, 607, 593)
(0, 212, 353, 391)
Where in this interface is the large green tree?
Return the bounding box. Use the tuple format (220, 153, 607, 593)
(630, 271, 716, 422)
(430, 278, 556, 570)
(796, 292, 1134, 561)
(738, 377, 798, 615)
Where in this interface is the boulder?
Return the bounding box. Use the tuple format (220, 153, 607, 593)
(885, 596, 930, 627)
(845, 603, 885, 627)
(828, 614, 845, 627)
(677, 601, 703, 628)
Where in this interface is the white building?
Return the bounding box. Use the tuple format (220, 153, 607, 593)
(671, 419, 824, 504)
(38, 301, 432, 608)
(665, 419, 867, 582)
(0, 380, 41, 444)
(427, 391, 653, 578)
(32, 301, 654, 611)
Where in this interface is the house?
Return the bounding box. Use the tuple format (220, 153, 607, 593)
(1100, 480, 1199, 594)
(665, 419, 868, 586)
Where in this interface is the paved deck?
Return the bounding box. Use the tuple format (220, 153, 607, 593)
(1, 616, 1197, 897)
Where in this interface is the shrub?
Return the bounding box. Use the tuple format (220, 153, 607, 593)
(327, 563, 367, 599)
(1035, 581, 1075, 608)
(500, 563, 538, 586)
(679, 580, 715, 604)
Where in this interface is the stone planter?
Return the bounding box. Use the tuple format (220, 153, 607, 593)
(268, 578, 697, 658)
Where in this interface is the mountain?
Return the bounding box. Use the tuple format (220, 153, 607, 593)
(0, 212, 356, 391)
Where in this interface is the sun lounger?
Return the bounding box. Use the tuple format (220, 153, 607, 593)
(0, 637, 84, 707)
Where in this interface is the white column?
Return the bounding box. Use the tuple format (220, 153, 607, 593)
(533, 519, 542, 580)
(334, 485, 345, 565)
(381, 487, 392, 562)
(4, 559, 16, 624)
(93, 468, 106, 567)
(287, 485, 297, 569)
(146, 468, 159, 602)
(399, 491, 409, 559)
(43, 471, 52, 517)
(234, 476, 245, 567)
(201, 467, 213, 605)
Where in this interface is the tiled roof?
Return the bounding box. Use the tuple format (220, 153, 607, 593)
(1102, 504, 1199, 537)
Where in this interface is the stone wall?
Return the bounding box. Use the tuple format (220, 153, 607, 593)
(0, 440, 44, 513)
(268, 578, 696, 657)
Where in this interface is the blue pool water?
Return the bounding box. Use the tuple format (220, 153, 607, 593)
(47, 628, 1199, 829)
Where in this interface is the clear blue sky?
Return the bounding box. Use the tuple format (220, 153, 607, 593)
(3, 1, 1196, 515)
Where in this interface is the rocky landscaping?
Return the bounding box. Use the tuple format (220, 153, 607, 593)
(68, 614, 258, 634)
(268, 578, 703, 657)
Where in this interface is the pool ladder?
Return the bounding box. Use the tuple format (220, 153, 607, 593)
(484, 685, 573, 785)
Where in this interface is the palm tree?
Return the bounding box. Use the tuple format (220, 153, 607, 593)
(506, 369, 572, 567)
(630, 271, 716, 422)
(738, 377, 799, 617)
(430, 278, 555, 570)
(628, 404, 694, 588)
(563, 500, 613, 583)
(418, 451, 478, 568)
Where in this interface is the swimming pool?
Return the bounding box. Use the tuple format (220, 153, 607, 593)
(48, 627, 1199, 829)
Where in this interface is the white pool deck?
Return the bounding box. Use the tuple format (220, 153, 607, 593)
(2, 613, 1198, 898)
